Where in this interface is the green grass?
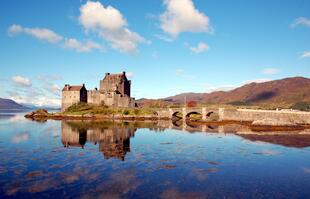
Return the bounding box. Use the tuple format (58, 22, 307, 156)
(63, 103, 156, 116)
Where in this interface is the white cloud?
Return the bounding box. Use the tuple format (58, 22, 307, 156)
(160, 0, 212, 37)
(301, 51, 310, 58)
(8, 24, 63, 43)
(47, 84, 61, 95)
(6, 74, 62, 108)
(291, 17, 310, 28)
(8, 24, 102, 53)
(7, 89, 61, 108)
(187, 42, 209, 53)
(62, 38, 102, 52)
(79, 1, 146, 54)
(12, 132, 30, 144)
(262, 68, 279, 75)
(205, 85, 236, 93)
(37, 75, 61, 96)
(244, 78, 271, 84)
(126, 72, 134, 78)
(8, 24, 23, 35)
(153, 34, 174, 42)
(11, 76, 32, 87)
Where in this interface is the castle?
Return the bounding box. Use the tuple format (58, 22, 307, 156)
(61, 72, 135, 111)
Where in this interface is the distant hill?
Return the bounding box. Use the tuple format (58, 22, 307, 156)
(20, 103, 60, 111)
(138, 77, 310, 108)
(0, 98, 30, 110)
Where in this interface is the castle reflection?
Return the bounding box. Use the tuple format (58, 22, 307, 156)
(61, 121, 136, 161)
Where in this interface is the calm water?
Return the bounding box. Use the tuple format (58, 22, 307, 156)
(1, 112, 310, 198)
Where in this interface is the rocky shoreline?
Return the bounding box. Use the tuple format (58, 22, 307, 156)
(24, 109, 310, 131)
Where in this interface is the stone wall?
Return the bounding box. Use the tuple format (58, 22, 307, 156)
(87, 90, 101, 105)
(219, 108, 310, 124)
(61, 91, 81, 112)
(87, 91, 135, 108)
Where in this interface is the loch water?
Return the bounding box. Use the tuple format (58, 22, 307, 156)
(1, 112, 310, 198)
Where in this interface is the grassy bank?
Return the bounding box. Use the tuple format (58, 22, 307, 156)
(62, 103, 157, 116)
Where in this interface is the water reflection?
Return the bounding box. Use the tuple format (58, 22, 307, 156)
(61, 119, 310, 159)
(2, 113, 310, 198)
(62, 121, 136, 160)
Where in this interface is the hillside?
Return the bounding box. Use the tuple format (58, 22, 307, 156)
(0, 98, 30, 110)
(138, 77, 310, 108)
(202, 77, 310, 106)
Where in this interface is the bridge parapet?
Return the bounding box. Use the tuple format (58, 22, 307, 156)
(156, 107, 218, 120)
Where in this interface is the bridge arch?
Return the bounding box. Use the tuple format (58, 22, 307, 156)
(172, 111, 183, 119)
(185, 111, 202, 120)
(206, 111, 214, 117)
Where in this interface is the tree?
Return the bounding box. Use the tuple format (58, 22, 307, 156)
(187, 101, 197, 107)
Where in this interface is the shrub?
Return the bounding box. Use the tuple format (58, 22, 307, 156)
(123, 110, 130, 115)
(228, 101, 251, 106)
(290, 102, 310, 111)
(134, 109, 140, 115)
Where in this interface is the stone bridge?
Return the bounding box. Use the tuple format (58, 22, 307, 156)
(155, 107, 218, 120)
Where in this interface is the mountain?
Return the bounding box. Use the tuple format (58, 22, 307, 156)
(20, 103, 60, 110)
(138, 77, 310, 108)
(0, 98, 30, 110)
(202, 77, 310, 106)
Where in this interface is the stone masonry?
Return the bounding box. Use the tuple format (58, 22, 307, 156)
(61, 72, 135, 111)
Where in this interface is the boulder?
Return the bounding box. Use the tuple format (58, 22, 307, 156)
(24, 109, 49, 118)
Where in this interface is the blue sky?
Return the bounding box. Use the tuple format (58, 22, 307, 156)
(0, 0, 310, 107)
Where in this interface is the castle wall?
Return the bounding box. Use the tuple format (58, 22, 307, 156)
(86, 90, 134, 108)
(87, 90, 101, 105)
(61, 72, 135, 111)
(62, 91, 81, 112)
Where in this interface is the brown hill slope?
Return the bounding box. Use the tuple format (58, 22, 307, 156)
(161, 77, 310, 107)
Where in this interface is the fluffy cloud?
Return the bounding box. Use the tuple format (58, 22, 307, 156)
(6, 74, 62, 107)
(79, 1, 145, 54)
(187, 42, 209, 53)
(291, 17, 310, 28)
(8, 24, 63, 43)
(47, 84, 61, 95)
(262, 68, 280, 75)
(11, 76, 32, 87)
(37, 75, 61, 96)
(7, 88, 61, 108)
(301, 51, 310, 58)
(8, 24, 102, 53)
(160, 0, 212, 37)
(63, 38, 102, 52)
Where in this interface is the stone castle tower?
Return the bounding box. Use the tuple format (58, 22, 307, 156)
(61, 72, 135, 111)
